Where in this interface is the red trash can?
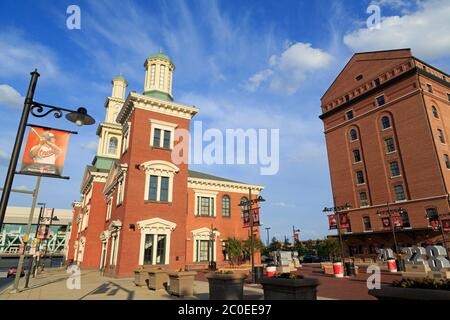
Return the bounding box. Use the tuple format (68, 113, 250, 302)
(387, 259, 398, 273)
(333, 262, 344, 278)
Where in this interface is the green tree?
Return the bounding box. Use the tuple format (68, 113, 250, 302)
(224, 237, 243, 266)
(265, 237, 282, 254)
(317, 237, 340, 261)
(293, 241, 308, 257)
(243, 238, 265, 261)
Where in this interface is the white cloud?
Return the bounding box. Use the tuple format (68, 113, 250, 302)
(371, 0, 411, 9)
(80, 141, 98, 151)
(0, 84, 24, 109)
(344, 0, 450, 60)
(244, 42, 334, 95)
(0, 30, 61, 78)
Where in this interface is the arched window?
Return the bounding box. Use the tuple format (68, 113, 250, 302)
(381, 116, 391, 130)
(108, 137, 118, 154)
(350, 129, 358, 141)
(222, 195, 230, 217)
(240, 197, 248, 218)
(432, 106, 439, 118)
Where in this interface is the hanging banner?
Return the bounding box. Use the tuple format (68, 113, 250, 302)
(243, 207, 261, 228)
(442, 219, 450, 232)
(21, 126, 71, 177)
(293, 231, 299, 242)
(328, 215, 337, 230)
(430, 218, 440, 231)
(382, 217, 391, 231)
(339, 213, 350, 229)
(37, 224, 50, 239)
(393, 216, 403, 229)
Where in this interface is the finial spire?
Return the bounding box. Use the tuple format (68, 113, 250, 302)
(159, 47, 163, 54)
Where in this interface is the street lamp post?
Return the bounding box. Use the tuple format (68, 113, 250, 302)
(377, 202, 400, 255)
(292, 226, 300, 243)
(0, 69, 95, 233)
(209, 223, 217, 271)
(24, 202, 45, 288)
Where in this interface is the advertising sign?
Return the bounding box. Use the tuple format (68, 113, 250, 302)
(382, 217, 391, 231)
(392, 216, 403, 229)
(21, 126, 71, 177)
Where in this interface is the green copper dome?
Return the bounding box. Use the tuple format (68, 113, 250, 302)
(112, 75, 128, 85)
(147, 52, 172, 63)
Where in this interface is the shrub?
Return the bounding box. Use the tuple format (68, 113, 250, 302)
(392, 278, 450, 291)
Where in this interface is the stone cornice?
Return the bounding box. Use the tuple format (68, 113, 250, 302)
(188, 177, 264, 194)
(80, 170, 109, 194)
(104, 96, 125, 108)
(117, 92, 199, 124)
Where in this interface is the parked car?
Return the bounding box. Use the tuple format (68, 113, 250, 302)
(6, 267, 25, 278)
(301, 255, 322, 263)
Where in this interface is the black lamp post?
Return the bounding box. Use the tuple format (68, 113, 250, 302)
(323, 200, 352, 263)
(0, 70, 95, 231)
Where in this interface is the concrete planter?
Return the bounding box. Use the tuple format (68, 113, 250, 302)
(168, 271, 197, 297)
(260, 277, 319, 300)
(369, 285, 450, 300)
(147, 269, 169, 291)
(206, 273, 247, 300)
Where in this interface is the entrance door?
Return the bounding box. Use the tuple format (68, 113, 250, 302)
(100, 242, 107, 271)
(143, 234, 154, 265)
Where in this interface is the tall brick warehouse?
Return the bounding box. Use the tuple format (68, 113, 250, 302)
(67, 52, 264, 276)
(320, 49, 450, 257)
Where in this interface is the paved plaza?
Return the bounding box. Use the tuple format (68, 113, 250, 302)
(0, 264, 402, 300)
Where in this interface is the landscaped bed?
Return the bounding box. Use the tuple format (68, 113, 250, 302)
(369, 278, 450, 300)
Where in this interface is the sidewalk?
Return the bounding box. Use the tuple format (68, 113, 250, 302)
(0, 268, 266, 300)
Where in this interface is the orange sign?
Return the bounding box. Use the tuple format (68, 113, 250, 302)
(21, 126, 70, 177)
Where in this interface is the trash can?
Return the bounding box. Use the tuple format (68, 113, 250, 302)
(254, 266, 264, 284)
(209, 261, 217, 271)
(396, 259, 406, 272)
(344, 262, 356, 277)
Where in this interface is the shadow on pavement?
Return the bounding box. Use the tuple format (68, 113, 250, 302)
(79, 281, 135, 300)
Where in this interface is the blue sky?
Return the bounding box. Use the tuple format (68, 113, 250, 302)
(0, 0, 450, 241)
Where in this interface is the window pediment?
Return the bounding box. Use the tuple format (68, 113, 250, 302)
(137, 217, 177, 232)
(141, 160, 179, 176)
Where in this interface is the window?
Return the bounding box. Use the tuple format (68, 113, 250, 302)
(356, 74, 363, 81)
(376, 95, 385, 106)
(108, 137, 118, 155)
(222, 195, 231, 217)
(390, 161, 401, 177)
(150, 119, 177, 150)
(385, 138, 396, 153)
(356, 171, 365, 185)
(432, 106, 439, 119)
(360, 192, 369, 207)
(195, 195, 216, 217)
(394, 185, 406, 201)
(150, 64, 156, 86)
(346, 110, 354, 120)
(427, 84, 433, 93)
(122, 126, 130, 154)
(363, 216, 372, 231)
(350, 129, 358, 141)
(143, 234, 168, 265)
(148, 175, 158, 201)
(159, 65, 166, 89)
(196, 240, 211, 262)
(381, 116, 391, 130)
(106, 197, 112, 221)
(426, 208, 439, 226)
(445, 154, 450, 169)
(147, 175, 170, 202)
(353, 149, 362, 163)
(153, 128, 161, 147)
(400, 210, 411, 228)
(116, 178, 125, 206)
(162, 130, 171, 149)
(438, 129, 445, 144)
(374, 78, 381, 87)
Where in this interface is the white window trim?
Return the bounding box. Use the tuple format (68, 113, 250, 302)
(192, 227, 220, 263)
(150, 119, 178, 149)
(194, 190, 218, 217)
(116, 175, 126, 206)
(122, 122, 131, 154)
(142, 160, 179, 202)
(106, 196, 112, 221)
(137, 217, 176, 266)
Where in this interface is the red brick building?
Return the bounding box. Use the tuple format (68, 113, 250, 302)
(321, 49, 450, 257)
(67, 52, 264, 276)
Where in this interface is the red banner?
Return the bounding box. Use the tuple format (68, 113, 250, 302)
(243, 208, 260, 228)
(21, 126, 71, 177)
(430, 219, 440, 231)
(37, 224, 50, 239)
(328, 215, 337, 230)
(382, 217, 391, 231)
(442, 219, 450, 232)
(294, 231, 299, 241)
(340, 213, 350, 229)
(393, 216, 403, 228)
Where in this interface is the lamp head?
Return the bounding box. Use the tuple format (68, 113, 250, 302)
(66, 107, 95, 126)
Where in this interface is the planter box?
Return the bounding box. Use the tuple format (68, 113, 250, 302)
(261, 277, 319, 300)
(147, 269, 169, 291)
(134, 269, 149, 287)
(206, 273, 247, 300)
(369, 285, 450, 300)
(168, 271, 197, 297)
